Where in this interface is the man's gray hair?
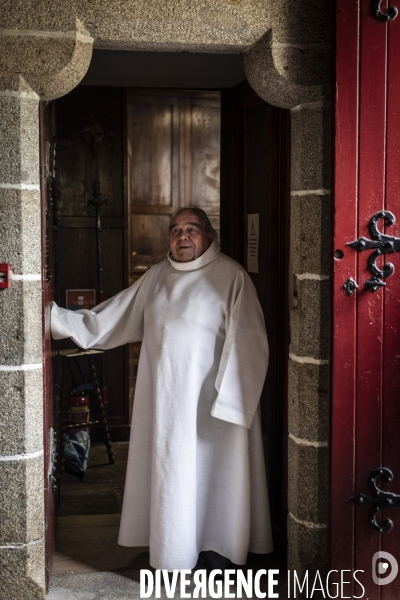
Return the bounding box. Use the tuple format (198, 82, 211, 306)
(170, 206, 219, 242)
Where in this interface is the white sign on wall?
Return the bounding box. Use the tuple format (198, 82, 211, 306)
(247, 213, 259, 273)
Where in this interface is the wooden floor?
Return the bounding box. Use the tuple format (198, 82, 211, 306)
(53, 513, 150, 574)
(58, 441, 129, 517)
(53, 440, 286, 587)
(54, 513, 285, 579)
(54, 441, 139, 574)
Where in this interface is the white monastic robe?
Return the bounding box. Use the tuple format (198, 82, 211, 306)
(51, 240, 273, 570)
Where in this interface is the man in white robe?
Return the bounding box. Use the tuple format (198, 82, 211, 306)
(51, 207, 273, 571)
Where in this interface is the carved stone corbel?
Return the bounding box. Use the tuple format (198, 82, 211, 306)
(243, 0, 331, 110)
(0, 19, 93, 100)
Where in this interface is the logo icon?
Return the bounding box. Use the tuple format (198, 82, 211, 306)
(372, 551, 398, 586)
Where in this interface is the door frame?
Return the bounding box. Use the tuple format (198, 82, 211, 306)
(39, 100, 58, 590)
(221, 81, 291, 555)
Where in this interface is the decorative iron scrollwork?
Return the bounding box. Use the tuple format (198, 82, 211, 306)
(348, 467, 400, 533)
(364, 276, 386, 293)
(347, 211, 400, 291)
(373, 0, 398, 21)
(343, 278, 358, 295)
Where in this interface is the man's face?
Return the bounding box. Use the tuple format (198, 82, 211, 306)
(169, 210, 211, 262)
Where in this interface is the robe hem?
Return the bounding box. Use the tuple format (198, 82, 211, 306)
(117, 541, 274, 571)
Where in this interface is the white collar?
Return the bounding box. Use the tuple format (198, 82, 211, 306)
(167, 240, 220, 272)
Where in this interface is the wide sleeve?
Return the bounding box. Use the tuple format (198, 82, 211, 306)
(210, 270, 269, 429)
(51, 269, 153, 350)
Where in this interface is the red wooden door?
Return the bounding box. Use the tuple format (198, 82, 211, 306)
(332, 1, 400, 597)
(40, 101, 58, 589)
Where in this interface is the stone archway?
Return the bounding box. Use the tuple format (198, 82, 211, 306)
(0, 2, 331, 597)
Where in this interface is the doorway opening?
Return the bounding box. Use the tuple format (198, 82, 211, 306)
(43, 49, 290, 585)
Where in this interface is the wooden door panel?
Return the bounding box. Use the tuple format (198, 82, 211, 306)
(56, 88, 123, 218)
(382, 8, 400, 595)
(244, 97, 288, 551)
(127, 97, 178, 207)
(127, 90, 221, 275)
(221, 82, 290, 553)
(55, 87, 130, 439)
(126, 89, 221, 419)
(56, 226, 127, 426)
(355, 2, 387, 591)
(220, 88, 245, 265)
(332, 2, 400, 597)
(56, 228, 125, 305)
(188, 99, 221, 208)
(330, 0, 359, 578)
(131, 214, 171, 269)
(245, 100, 280, 429)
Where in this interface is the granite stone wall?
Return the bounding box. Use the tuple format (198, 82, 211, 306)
(0, 2, 332, 596)
(286, 66, 331, 588)
(0, 25, 93, 599)
(0, 88, 47, 600)
(244, 0, 332, 578)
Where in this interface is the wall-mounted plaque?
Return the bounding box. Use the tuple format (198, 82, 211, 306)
(247, 213, 259, 273)
(66, 289, 96, 311)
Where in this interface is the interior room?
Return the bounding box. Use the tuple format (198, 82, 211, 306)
(45, 48, 290, 584)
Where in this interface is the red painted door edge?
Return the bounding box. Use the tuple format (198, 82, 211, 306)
(330, 0, 360, 581)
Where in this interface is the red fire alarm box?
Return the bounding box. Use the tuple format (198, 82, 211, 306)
(0, 264, 9, 289)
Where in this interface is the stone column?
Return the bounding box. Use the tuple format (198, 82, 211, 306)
(286, 99, 331, 578)
(244, 0, 332, 579)
(0, 24, 92, 599)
